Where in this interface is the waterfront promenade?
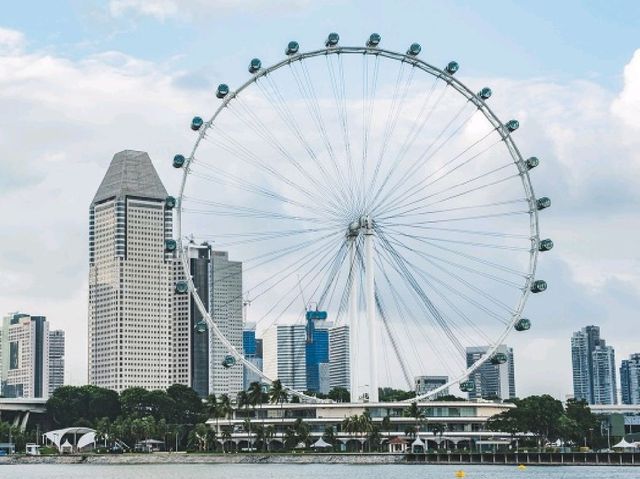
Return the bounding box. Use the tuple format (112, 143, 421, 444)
(2, 452, 639, 466)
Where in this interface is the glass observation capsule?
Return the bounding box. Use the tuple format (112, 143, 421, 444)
(530, 279, 547, 293)
(165, 196, 176, 209)
(515, 318, 532, 331)
(506, 119, 520, 132)
(222, 355, 237, 368)
(490, 352, 508, 365)
(173, 154, 185, 168)
(191, 116, 203, 131)
(539, 238, 554, 251)
(460, 380, 475, 392)
(175, 280, 189, 294)
(525, 156, 540, 170)
(248, 58, 262, 74)
(165, 239, 177, 252)
(366, 33, 381, 47)
(445, 61, 459, 75)
(325, 32, 339, 47)
(407, 43, 421, 56)
(478, 87, 492, 100)
(194, 319, 207, 334)
(216, 83, 230, 99)
(285, 41, 299, 55)
(536, 197, 551, 210)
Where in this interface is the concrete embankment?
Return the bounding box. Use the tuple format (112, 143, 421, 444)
(2, 452, 640, 466)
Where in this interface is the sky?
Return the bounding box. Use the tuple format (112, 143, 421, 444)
(0, 0, 639, 398)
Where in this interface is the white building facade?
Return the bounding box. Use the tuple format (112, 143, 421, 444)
(48, 330, 65, 395)
(329, 325, 350, 391)
(263, 324, 306, 391)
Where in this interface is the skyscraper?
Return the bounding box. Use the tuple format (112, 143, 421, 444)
(48, 330, 65, 395)
(263, 324, 306, 391)
(1, 313, 49, 398)
(415, 375, 449, 398)
(465, 345, 515, 400)
(88, 150, 173, 392)
(305, 312, 331, 394)
(243, 323, 263, 390)
(210, 251, 243, 396)
(329, 324, 350, 392)
(571, 326, 617, 404)
(621, 354, 640, 405)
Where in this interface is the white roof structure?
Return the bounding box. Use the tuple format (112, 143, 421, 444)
(311, 438, 332, 449)
(77, 432, 96, 450)
(613, 438, 636, 449)
(412, 436, 425, 447)
(44, 427, 96, 451)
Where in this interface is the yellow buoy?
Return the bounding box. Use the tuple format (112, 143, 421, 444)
(455, 471, 466, 478)
(518, 464, 526, 471)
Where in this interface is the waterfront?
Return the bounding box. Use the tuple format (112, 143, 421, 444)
(1, 464, 640, 479)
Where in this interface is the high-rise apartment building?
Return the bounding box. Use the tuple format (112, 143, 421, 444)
(415, 375, 449, 398)
(621, 354, 640, 405)
(305, 313, 331, 394)
(48, 330, 65, 395)
(571, 326, 617, 404)
(329, 324, 350, 392)
(88, 150, 173, 392)
(210, 251, 243, 396)
(243, 323, 263, 390)
(263, 324, 306, 391)
(465, 345, 515, 400)
(0, 313, 49, 398)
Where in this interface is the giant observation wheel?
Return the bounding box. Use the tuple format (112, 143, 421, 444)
(171, 33, 552, 403)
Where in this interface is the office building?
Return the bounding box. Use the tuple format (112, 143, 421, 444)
(210, 251, 243, 396)
(621, 354, 640, 405)
(305, 312, 331, 394)
(263, 324, 306, 391)
(243, 323, 263, 390)
(571, 325, 617, 404)
(415, 375, 449, 398)
(48, 330, 65, 394)
(88, 150, 173, 392)
(466, 345, 515, 400)
(329, 324, 350, 392)
(1, 313, 49, 398)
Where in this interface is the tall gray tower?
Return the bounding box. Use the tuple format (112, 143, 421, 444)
(48, 330, 65, 395)
(88, 150, 173, 392)
(571, 325, 616, 404)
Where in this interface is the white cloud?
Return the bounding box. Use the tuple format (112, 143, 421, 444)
(0, 27, 25, 54)
(612, 49, 640, 131)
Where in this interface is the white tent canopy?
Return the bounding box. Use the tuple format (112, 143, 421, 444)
(311, 438, 332, 449)
(613, 438, 636, 449)
(412, 436, 425, 447)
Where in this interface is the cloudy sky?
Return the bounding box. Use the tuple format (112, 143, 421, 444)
(1, 0, 639, 398)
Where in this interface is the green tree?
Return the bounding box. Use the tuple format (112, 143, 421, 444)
(166, 384, 204, 424)
(565, 398, 600, 445)
(327, 387, 350, 403)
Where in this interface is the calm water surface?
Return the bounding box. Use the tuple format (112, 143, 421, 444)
(1, 464, 640, 479)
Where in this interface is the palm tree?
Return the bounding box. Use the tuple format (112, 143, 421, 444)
(431, 422, 445, 451)
(269, 379, 289, 435)
(359, 412, 374, 452)
(218, 394, 232, 419)
(341, 414, 361, 452)
(264, 425, 276, 452)
(242, 417, 253, 451)
(293, 418, 310, 447)
(220, 425, 233, 453)
(403, 401, 426, 434)
(323, 426, 336, 451)
(248, 381, 263, 409)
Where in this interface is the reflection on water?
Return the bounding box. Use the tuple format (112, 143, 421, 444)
(1, 464, 638, 479)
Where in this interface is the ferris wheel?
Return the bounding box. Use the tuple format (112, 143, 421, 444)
(172, 33, 552, 403)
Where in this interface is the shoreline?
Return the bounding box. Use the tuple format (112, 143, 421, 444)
(1, 452, 639, 466)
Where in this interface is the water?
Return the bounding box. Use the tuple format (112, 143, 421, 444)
(1, 464, 640, 479)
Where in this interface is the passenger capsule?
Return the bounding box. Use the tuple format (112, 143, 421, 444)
(325, 32, 339, 47)
(525, 156, 540, 170)
(165, 239, 177, 252)
(173, 154, 186, 168)
(222, 355, 237, 368)
(367, 33, 381, 47)
(165, 196, 176, 209)
(539, 238, 554, 252)
(445, 61, 459, 75)
(191, 116, 204, 131)
(536, 197, 551, 210)
(407, 43, 421, 56)
(460, 380, 475, 392)
(478, 87, 492, 100)
(248, 58, 262, 74)
(216, 83, 230, 99)
(530, 280, 547, 293)
(285, 41, 299, 55)
(490, 353, 508, 365)
(515, 318, 531, 331)
(506, 119, 520, 132)
(175, 280, 189, 294)
(194, 319, 207, 334)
